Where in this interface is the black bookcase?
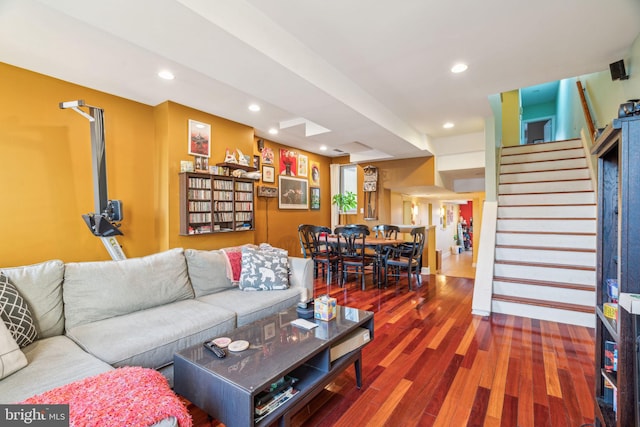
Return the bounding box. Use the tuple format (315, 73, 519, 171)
(592, 116, 640, 426)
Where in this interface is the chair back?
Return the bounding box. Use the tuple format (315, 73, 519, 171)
(297, 224, 314, 258)
(407, 227, 426, 260)
(334, 225, 368, 260)
(302, 225, 333, 261)
(373, 224, 400, 239)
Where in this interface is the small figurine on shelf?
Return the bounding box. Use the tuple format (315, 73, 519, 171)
(224, 149, 237, 164)
(237, 148, 249, 166)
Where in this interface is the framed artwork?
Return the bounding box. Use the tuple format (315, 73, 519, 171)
(188, 119, 211, 157)
(253, 155, 260, 170)
(262, 147, 274, 165)
(310, 161, 320, 186)
(262, 165, 275, 183)
(297, 154, 308, 177)
(279, 176, 308, 209)
(279, 149, 297, 176)
(310, 187, 320, 210)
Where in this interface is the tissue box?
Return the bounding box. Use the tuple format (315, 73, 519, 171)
(314, 296, 337, 321)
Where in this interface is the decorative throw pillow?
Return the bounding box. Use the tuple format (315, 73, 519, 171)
(239, 245, 289, 291)
(0, 320, 27, 379)
(0, 273, 38, 348)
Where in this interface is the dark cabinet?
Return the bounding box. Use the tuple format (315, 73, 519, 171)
(591, 116, 640, 426)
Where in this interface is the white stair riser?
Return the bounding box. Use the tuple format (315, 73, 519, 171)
(498, 192, 596, 206)
(491, 300, 594, 327)
(501, 158, 587, 173)
(495, 247, 596, 267)
(500, 168, 590, 184)
(496, 232, 596, 249)
(498, 205, 596, 218)
(499, 180, 592, 194)
(494, 263, 595, 285)
(497, 219, 596, 233)
(502, 148, 585, 164)
(501, 140, 582, 155)
(492, 281, 595, 306)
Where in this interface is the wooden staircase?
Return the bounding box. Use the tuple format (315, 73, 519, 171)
(491, 139, 596, 327)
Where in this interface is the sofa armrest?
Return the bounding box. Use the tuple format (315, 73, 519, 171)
(287, 257, 313, 301)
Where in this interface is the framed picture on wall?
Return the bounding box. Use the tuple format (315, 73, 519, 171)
(310, 187, 320, 210)
(297, 154, 308, 177)
(310, 161, 320, 186)
(279, 149, 297, 176)
(279, 176, 308, 209)
(262, 165, 275, 183)
(188, 119, 211, 157)
(253, 155, 260, 170)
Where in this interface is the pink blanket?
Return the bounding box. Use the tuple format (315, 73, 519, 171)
(222, 246, 244, 283)
(21, 367, 192, 427)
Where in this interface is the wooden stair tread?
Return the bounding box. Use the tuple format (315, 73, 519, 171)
(493, 276, 594, 291)
(494, 259, 595, 271)
(499, 190, 594, 196)
(495, 244, 595, 253)
(500, 166, 588, 175)
(496, 230, 596, 236)
(500, 156, 586, 165)
(497, 217, 595, 221)
(500, 178, 592, 185)
(498, 203, 596, 207)
(492, 294, 594, 314)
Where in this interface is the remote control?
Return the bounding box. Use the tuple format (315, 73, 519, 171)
(204, 340, 226, 358)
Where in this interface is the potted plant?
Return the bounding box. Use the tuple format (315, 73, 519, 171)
(332, 191, 357, 224)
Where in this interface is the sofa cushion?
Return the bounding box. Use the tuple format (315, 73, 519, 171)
(184, 249, 233, 297)
(1, 260, 65, 338)
(63, 248, 194, 330)
(198, 287, 300, 326)
(0, 335, 113, 403)
(0, 320, 27, 380)
(0, 273, 37, 347)
(65, 300, 236, 374)
(239, 245, 289, 291)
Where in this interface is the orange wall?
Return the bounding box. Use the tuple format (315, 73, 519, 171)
(0, 63, 159, 265)
(0, 63, 334, 266)
(0, 62, 432, 266)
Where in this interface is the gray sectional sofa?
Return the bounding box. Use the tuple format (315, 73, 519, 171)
(0, 247, 313, 405)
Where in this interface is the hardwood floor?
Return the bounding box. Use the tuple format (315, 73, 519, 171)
(187, 272, 596, 427)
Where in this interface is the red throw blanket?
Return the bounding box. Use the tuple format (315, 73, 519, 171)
(222, 246, 244, 283)
(21, 367, 192, 427)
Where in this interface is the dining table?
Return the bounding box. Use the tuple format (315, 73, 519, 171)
(326, 234, 404, 287)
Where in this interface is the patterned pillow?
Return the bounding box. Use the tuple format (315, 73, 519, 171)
(239, 245, 290, 291)
(0, 273, 38, 348)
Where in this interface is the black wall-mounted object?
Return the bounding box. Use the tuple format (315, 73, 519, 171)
(610, 59, 629, 81)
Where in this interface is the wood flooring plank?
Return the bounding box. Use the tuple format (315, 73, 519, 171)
(378, 327, 421, 367)
(467, 386, 491, 427)
(365, 378, 413, 426)
(485, 315, 515, 420)
(500, 394, 518, 427)
(427, 317, 456, 349)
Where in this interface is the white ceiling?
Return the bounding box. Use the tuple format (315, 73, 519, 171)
(1, 0, 639, 164)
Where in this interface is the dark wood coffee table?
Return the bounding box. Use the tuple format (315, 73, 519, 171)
(174, 305, 374, 427)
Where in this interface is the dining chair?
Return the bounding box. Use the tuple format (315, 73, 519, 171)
(297, 224, 314, 258)
(334, 225, 375, 290)
(301, 225, 339, 285)
(372, 224, 400, 239)
(383, 226, 425, 290)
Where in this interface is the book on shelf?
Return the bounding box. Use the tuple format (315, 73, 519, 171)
(604, 340, 618, 372)
(254, 377, 299, 421)
(254, 376, 298, 408)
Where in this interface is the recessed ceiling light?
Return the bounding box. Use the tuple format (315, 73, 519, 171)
(443, 122, 455, 129)
(451, 63, 468, 73)
(248, 104, 261, 112)
(319, 145, 327, 151)
(268, 128, 278, 135)
(158, 70, 175, 80)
